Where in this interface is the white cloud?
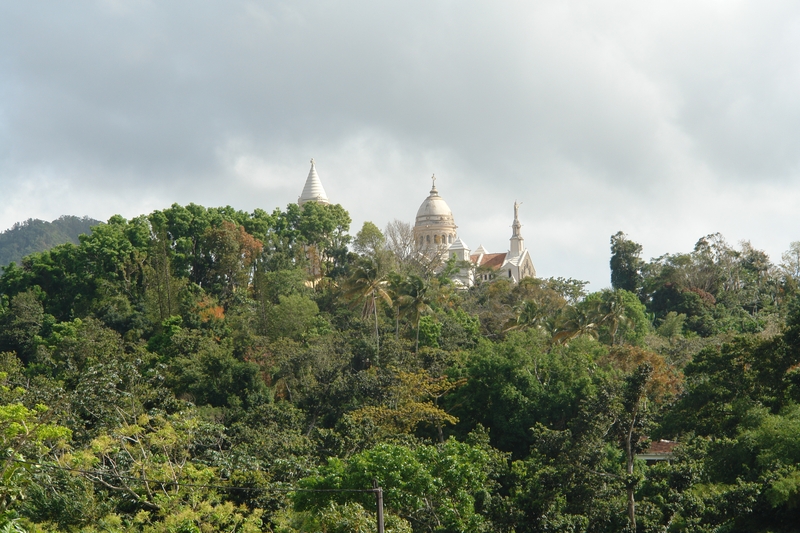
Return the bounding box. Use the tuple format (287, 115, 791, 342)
(1, 0, 800, 288)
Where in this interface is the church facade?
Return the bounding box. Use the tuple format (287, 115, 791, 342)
(412, 176, 536, 287)
(298, 160, 536, 286)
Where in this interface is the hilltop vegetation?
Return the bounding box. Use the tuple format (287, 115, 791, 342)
(0, 203, 799, 532)
(0, 216, 100, 268)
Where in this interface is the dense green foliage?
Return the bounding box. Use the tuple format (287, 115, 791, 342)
(0, 209, 798, 532)
(0, 216, 100, 269)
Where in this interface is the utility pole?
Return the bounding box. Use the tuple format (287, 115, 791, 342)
(373, 478, 384, 533)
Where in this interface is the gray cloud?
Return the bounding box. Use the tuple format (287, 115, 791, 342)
(2, 1, 800, 288)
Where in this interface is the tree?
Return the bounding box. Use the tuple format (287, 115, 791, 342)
(551, 305, 599, 345)
(349, 368, 462, 441)
(599, 345, 682, 405)
(505, 300, 546, 333)
(200, 221, 263, 302)
(297, 202, 352, 281)
(66, 409, 264, 530)
(610, 231, 643, 294)
(779, 241, 800, 299)
(343, 258, 392, 361)
(387, 272, 405, 339)
(616, 363, 653, 531)
(295, 437, 506, 533)
(143, 229, 185, 323)
(353, 222, 386, 259)
(583, 289, 650, 346)
(0, 358, 72, 518)
(540, 276, 589, 305)
(449, 330, 601, 458)
(0, 290, 45, 364)
(658, 311, 800, 439)
(384, 220, 415, 267)
(252, 267, 309, 335)
(398, 275, 432, 353)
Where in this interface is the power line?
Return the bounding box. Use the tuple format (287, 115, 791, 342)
(11, 458, 378, 493)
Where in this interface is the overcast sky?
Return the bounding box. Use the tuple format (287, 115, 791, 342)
(2, 1, 800, 289)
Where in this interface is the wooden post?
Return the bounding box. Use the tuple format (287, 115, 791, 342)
(373, 478, 384, 533)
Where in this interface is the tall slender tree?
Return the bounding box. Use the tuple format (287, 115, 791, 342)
(343, 257, 392, 361)
(399, 274, 432, 353)
(610, 231, 644, 294)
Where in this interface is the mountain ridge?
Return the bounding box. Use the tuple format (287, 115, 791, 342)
(0, 215, 101, 268)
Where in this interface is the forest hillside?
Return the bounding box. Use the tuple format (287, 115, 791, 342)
(0, 216, 100, 268)
(0, 203, 798, 532)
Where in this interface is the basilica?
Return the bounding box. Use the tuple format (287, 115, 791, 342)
(298, 159, 536, 286)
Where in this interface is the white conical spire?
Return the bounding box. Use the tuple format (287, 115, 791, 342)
(298, 158, 330, 206)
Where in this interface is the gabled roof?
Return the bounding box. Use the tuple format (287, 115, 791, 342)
(299, 159, 330, 206)
(449, 237, 469, 251)
(471, 252, 507, 269)
(503, 249, 530, 267)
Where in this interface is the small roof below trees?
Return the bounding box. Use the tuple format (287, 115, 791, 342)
(637, 440, 678, 463)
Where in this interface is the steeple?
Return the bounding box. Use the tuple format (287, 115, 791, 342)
(509, 201, 524, 257)
(298, 158, 330, 206)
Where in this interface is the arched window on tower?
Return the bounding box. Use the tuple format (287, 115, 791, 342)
(426, 235, 431, 244)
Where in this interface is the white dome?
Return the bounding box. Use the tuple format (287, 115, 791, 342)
(415, 184, 455, 226)
(413, 176, 459, 252)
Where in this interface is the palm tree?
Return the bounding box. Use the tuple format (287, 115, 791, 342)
(505, 299, 545, 332)
(343, 258, 392, 361)
(399, 274, 432, 353)
(551, 305, 599, 345)
(387, 271, 405, 339)
(596, 291, 632, 345)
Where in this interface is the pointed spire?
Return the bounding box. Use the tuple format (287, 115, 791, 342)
(299, 158, 330, 206)
(509, 201, 524, 256)
(512, 201, 522, 238)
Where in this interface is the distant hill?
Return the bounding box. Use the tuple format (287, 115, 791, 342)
(0, 215, 101, 268)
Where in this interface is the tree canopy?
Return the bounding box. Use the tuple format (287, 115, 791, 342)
(0, 210, 798, 532)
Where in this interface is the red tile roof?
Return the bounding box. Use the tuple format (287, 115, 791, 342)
(645, 440, 678, 454)
(471, 253, 507, 269)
